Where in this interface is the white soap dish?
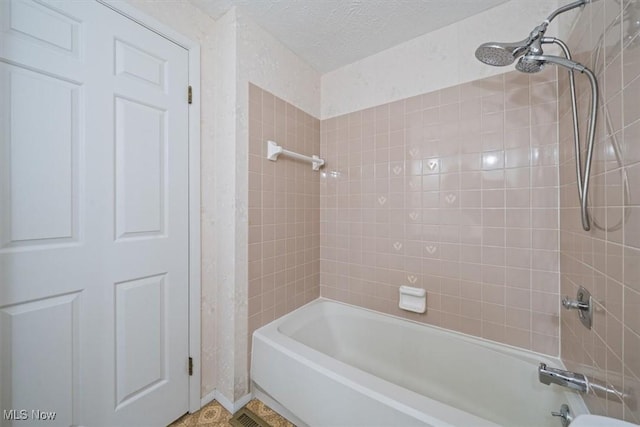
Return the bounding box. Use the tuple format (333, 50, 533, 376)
(399, 285, 426, 314)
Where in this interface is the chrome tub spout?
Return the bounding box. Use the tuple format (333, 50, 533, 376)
(538, 363, 588, 392)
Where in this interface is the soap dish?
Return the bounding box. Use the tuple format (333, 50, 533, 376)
(399, 285, 426, 314)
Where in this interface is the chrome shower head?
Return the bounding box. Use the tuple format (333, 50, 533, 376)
(475, 1, 588, 69)
(517, 54, 587, 74)
(515, 56, 545, 73)
(475, 24, 547, 67)
(474, 39, 529, 66)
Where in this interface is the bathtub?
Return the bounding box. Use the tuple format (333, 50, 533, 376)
(251, 298, 588, 427)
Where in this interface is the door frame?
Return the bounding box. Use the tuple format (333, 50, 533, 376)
(97, 0, 202, 413)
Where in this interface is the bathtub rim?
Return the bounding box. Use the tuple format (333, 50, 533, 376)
(251, 297, 588, 426)
(264, 297, 583, 366)
(252, 310, 491, 427)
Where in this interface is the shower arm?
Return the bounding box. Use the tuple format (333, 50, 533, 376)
(545, 0, 587, 24)
(519, 0, 588, 58)
(526, 0, 587, 48)
(524, 52, 599, 231)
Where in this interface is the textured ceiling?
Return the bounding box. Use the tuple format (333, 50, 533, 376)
(189, 0, 510, 72)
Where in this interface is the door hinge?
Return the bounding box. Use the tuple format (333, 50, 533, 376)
(188, 357, 193, 376)
(188, 85, 193, 104)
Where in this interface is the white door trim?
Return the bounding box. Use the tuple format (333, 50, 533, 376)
(97, 0, 202, 413)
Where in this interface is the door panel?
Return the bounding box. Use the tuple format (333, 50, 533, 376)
(5, 0, 82, 58)
(114, 96, 167, 239)
(115, 274, 167, 408)
(114, 39, 167, 90)
(1, 64, 80, 247)
(0, 293, 80, 427)
(0, 1, 190, 425)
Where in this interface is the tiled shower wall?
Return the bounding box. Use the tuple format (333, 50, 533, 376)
(320, 70, 563, 355)
(559, 0, 640, 422)
(247, 84, 320, 348)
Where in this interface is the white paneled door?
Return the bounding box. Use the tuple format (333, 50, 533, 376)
(0, 1, 191, 425)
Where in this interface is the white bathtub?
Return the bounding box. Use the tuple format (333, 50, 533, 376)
(251, 298, 588, 427)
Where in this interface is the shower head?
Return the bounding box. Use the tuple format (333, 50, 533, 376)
(515, 56, 546, 73)
(516, 54, 587, 74)
(475, 22, 547, 67)
(475, 0, 588, 69)
(474, 39, 529, 66)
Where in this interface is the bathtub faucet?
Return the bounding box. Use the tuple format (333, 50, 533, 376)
(538, 363, 588, 392)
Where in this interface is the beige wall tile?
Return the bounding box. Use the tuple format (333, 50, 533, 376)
(321, 69, 561, 355)
(247, 84, 320, 350)
(560, 1, 640, 420)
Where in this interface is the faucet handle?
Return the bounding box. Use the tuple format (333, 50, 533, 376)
(562, 296, 589, 310)
(562, 286, 593, 330)
(551, 404, 573, 427)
